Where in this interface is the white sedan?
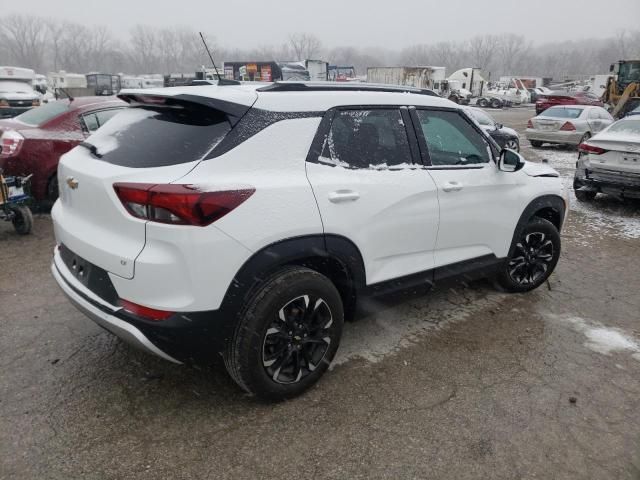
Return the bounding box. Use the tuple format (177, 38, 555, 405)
(574, 116, 640, 201)
(526, 105, 614, 148)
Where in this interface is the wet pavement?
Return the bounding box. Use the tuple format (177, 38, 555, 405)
(1, 107, 640, 479)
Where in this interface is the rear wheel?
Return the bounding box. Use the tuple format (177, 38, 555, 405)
(574, 178, 597, 202)
(490, 98, 503, 109)
(477, 98, 490, 108)
(10, 205, 33, 235)
(224, 267, 344, 401)
(530, 140, 543, 148)
(579, 132, 591, 146)
(496, 218, 560, 293)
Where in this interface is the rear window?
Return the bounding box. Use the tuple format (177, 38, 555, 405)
(605, 119, 640, 135)
(543, 107, 584, 119)
(15, 101, 70, 126)
(85, 104, 231, 168)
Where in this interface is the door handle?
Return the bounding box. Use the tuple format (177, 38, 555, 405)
(328, 190, 360, 203)
(442, 181, 463, 192)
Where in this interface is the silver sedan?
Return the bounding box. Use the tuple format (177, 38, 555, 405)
(526, 105, 614, 148)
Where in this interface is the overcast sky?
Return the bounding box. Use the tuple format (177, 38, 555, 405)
(10, 0, 640, 49)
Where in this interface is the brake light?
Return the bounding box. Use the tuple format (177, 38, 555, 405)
(560, 122, 576, 131)
(0, 130, 25, 158)
(578, 143, 608, 155)
(527, 119, 533, 128)
(119, 299, 173, 321)
(0, 99, 8, 108)
(32, 99, 40, 107)
(113, 183, 255, 226)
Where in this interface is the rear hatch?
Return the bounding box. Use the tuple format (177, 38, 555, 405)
(53, 87, 257, 279)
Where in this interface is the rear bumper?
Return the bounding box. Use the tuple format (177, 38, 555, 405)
(52, 247, 236, 364)
(525, 129, 583, 145)
(576, 168, 640, 199)
(51, 256, 182, 364)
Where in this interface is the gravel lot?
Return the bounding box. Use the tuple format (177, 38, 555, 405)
(2, 106, 640, 480)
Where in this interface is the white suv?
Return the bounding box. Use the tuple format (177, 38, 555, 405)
(51, 82, 568, 400)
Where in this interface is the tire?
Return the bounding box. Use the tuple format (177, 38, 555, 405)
(490, 98, 502, 109)
(579, 132, 591, 146)
(530, 140, 543, 148)
(11, 205, 33, 235)
(224, 266, 344, 401)
(477, 98, 489, 108)
(495, 218, 561, 293)
(47, 174, 59, 204)
(505, 138, 520, 151)
(575, 189, 597, 202)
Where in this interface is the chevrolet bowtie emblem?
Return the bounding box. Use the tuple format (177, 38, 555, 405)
(66, 176, 79, 189)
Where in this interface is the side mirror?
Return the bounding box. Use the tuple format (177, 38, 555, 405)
(498, 148, 525, 172)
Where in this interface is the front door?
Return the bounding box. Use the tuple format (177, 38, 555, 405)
(411, 107, 523, 268)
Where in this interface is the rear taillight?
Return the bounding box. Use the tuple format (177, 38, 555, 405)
(32, 99, 40, 107)
(119, 299, 173, 321)
(560, 122, 576, 131)
(0, 130, 25, 158)
(0, 99, 9, 108)
(578, 143, 607, 155)
(113, 183, 255, 226)
(527, 119, 533, 128)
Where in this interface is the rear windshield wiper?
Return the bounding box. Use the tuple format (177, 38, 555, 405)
(79, 141, 103, 158)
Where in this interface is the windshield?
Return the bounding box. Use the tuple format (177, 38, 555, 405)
(542, 107, 584, 119)
(0, 80, 35, 94)
(466, 108, 494, 126)
(14, 101, 70, 126)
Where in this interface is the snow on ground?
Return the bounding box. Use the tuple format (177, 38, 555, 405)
(550, 314, 640, 362)
(531, 146, 640, 240)
(333, 287, 506, 366)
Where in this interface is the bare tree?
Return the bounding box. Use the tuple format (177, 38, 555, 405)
(0, 14, 49, 72)
(288, 33, 322, 60)
(467, 34, 500, 72)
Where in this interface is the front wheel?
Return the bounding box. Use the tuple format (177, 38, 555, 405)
(495, 218, 561, 293)
(505, 138, 520, 151)
(11, 205, 33, 235)
(224, 267, 344, 401)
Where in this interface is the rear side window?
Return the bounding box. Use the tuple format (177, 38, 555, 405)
(415, 110, 491, 166)
(86, 104, 231, 168)
(319, 109, 412, 169)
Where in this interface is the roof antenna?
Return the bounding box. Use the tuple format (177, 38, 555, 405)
(198, 32, 239, 86)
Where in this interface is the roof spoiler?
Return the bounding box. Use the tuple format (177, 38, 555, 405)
(117, 93, 251, 126)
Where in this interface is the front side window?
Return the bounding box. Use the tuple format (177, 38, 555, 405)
(320, 109, 412, 169)
(415, 110, 491, 166)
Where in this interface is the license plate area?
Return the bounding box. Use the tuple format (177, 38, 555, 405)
(622, 154, 640, 164)
(59, 244, 119, 305)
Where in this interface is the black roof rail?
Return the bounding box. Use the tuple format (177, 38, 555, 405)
(257, 82, 439, 97)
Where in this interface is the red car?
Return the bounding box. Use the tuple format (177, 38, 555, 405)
(535, 91, 604, 115)
(0, 97, 126, 205)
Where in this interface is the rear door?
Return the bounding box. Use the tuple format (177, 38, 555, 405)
(305, 107, 440, 285)
(53, 97, 244, 279)
(411, 107, 523, 267)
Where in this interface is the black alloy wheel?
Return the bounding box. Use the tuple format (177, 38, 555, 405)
(262, 295, 334, 384)
(496, 218, 561, 293)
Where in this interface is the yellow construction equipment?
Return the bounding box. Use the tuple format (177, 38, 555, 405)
(602, 60, 640, 118)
